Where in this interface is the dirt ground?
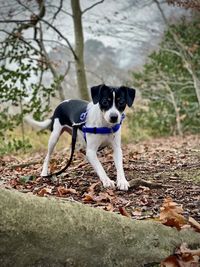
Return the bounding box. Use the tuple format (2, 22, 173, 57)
(0, 134, 200, 221)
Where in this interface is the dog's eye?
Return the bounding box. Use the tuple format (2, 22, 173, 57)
(119, 100, 125, 106)
(102, 99, 110, 106)
(116, 97, 125, 105)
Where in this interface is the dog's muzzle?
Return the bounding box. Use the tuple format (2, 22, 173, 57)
(110, 113, 118, 123)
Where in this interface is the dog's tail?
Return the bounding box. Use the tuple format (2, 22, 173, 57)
(24, 116, 52, 130)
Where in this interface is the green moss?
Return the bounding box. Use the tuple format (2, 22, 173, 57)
(1, 189, 200, 267)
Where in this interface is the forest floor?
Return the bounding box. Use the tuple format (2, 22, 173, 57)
(0, 134, 200, 222)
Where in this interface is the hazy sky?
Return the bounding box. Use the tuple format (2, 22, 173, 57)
(0, 0, 190, 68)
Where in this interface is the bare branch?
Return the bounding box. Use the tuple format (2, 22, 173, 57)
(164, 81, 183, 135)
(52, 0, 63, 20)
(14, 0, 45, 33)
(36, 23, 72, 101)
(4, 0, 77, 61)
(161, 48, 182, 57)
(0, 18, 77, 60)
(0, 29, 42, 57)
(153, 0, 200, 107)
(40, 18, 77, 60)
(85, 68, 104, 83)
(153, 0, 169, 26)
(82, 0, 104, 15)
(0, 19, 33, 23)
(47, 4, 72, 17)
(167, 0, 200, 11)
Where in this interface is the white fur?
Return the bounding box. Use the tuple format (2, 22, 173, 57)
(41, 118, 62, 176)
(85, 102, 129, 190)
(28, 101, 129, 191)
(104, 92, 121, 124)
(25, 116, 51, 130)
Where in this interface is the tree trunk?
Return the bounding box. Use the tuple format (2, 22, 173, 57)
(0, 189, 200, 267)
(165, 82, 183, 136)
(71, 0, 89, 101)
(154, 0, 200, 108)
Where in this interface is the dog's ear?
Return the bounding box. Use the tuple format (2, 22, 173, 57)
(91, 84, 105, 104)
(121, 86, 136, 107)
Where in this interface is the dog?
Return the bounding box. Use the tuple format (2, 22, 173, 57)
(26, 84, 136, 191)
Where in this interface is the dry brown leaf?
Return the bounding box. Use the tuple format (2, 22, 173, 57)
(159, 197, 187, 229)
(178, 243, 200, 258)
(132, 209, 142, 217)
(88, 182, 100, 193)
(106, 189, 115, 196)
(161, 255, 180, 267)
(176, 243, 199, 267)
(57, 186, 77, 196)
(83, 192, 112, 203)
(161, 243, 200, 267)
(83, 193, 95, 202)
(37, 187, 52, 197)
(188, 217, 200, 232)
(10, 178, 18, 187)
(104, 203, 114, 212)
(95, 192, 111, 202)
(49, 158, 60, 173)
(119, 207, 131, 218)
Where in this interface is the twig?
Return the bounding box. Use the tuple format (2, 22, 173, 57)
(82, 0, 104, 14)
(9, 160, 42, 169)
(52, 0, 63, 20)
(129, 178, 169, 189)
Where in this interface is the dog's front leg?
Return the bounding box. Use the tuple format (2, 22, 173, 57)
(41, 119, 62, 177)
(112, 134, 129, 191)
(86, 148, 115, 188)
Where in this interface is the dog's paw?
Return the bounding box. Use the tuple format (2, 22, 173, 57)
(102, 179, 115, 189)
(41, 171, 48, 177)
(117, 180, 129, 191)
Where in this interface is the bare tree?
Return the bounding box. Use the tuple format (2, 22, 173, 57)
(154, 0, 200, 108)
(0, 0, 104, 101)
(71, 0, 88, 100)
(167, 0, 200, 11)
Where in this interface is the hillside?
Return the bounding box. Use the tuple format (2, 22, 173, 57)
(1, 134, 199, 221)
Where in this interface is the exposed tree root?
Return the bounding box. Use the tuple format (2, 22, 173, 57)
(0, 189, 200, 267)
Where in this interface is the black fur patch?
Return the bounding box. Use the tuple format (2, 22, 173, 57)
(91, 84, 136, 112)
(51, 100, 89, 130)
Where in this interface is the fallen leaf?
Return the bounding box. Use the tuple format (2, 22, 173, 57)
(88, 182, 100, 193)
(119, 207, 131, 218)
(160, 255, 180, 267)
(57, 186, 77, 196)
(132, 209, 142, 217)
(178, 242, 200, 257)
(83, 193, 95, 202)
(104, 203, 114, 212)
(83, 192, 112, 203)
(106, 189, 115, 196)
(9, 178, 18, 187)
(95, 192, 112, 202)
(188, 217, 200, 232)
(49, 158, 60, 173)
(161, 243, 200, 267)
(37, 187, 52, 197)
(159, 197, 187, 229)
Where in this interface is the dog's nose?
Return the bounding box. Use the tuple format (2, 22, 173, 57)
(110, 113, 118, 123)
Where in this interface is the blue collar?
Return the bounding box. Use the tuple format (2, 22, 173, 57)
(80, 113, 125, 141)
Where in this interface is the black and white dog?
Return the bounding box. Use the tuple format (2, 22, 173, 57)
(27, 84, 135, 191)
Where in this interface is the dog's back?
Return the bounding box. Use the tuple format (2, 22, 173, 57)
(51, 99, 89, 130)
(25, 99, 89, 131)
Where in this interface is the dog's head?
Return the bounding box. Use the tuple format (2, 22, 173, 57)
(91, 84, 136, 124)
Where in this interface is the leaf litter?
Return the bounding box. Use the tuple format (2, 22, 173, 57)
(0, 134, 200, 265)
